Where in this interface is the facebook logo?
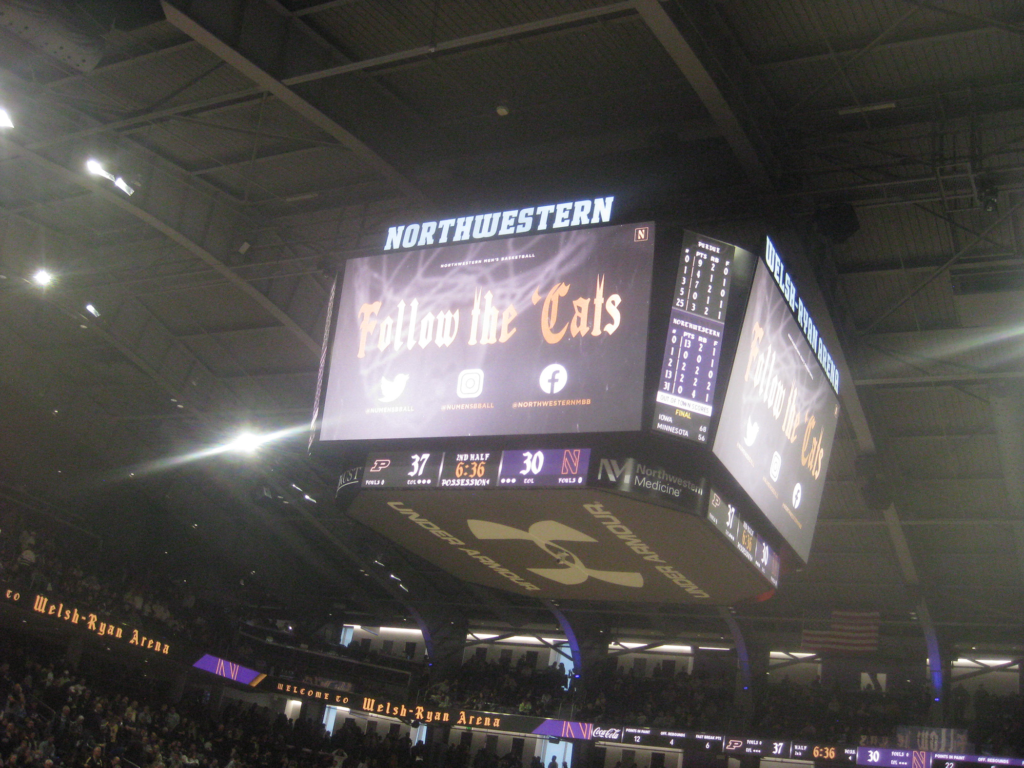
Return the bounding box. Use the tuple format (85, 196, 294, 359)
(539, 363, 568, 395)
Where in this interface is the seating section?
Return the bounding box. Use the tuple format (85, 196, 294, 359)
(3, 513, 1022, 758)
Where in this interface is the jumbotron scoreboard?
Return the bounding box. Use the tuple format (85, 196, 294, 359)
(313, 196, 843, 604)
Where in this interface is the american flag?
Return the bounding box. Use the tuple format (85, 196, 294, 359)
(801, 611, 880, 653)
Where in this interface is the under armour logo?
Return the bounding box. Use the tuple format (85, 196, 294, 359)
(466, 520, 643, 588)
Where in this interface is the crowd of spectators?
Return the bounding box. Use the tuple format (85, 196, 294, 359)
(750, 675, 931, 742)
(949, 684, 1024, 757)
(0, 521, 224, 653)
(424, 657, 568, 717)
(0, 635, 442, 768)
(0, 635, 570, 768)
(3, 511, 1024, 757)
(574, 664, 734, 731)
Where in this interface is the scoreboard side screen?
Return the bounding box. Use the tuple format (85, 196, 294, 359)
(711, 240, 841, 564)
(651, 231, 756, 445)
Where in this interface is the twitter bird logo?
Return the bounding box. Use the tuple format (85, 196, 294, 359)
(743, 417, 759, 446)
(378, 373, 409, 403)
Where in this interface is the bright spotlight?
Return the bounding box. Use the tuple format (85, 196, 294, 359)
(85, 303, 100, 317)
(0, 108, 13, 129)
(86, 159, 109, 178)
(226, 431, 264, 454)
(86, 159, 135, 195)
(113, 176, 135, 196)
(32, 269, 53, 287)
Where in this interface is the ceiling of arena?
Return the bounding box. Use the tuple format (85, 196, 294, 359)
(1, 0, 1023, 657)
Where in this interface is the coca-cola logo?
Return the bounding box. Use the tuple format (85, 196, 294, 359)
(593, 727, 622, 741)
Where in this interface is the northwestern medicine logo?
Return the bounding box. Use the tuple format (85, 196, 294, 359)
(467, 520, 643, 588)
(596, 458, 701, 500)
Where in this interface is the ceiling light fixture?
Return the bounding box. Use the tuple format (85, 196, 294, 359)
(85, 303, 100, 317)
(86, 158, 135, 196)
(0, 108, 13, 129)
(495, 104, 510, 117)
(113, 177, 135, 196)
(32, 269, 53, 287)
(225, 431, 265, 454)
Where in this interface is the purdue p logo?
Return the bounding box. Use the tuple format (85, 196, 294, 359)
(467, 520, 643, 588)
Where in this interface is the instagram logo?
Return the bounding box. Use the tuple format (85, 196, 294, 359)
(456, 369, 484, 398)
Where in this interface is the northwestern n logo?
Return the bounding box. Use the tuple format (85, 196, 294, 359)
(467, 520, 643, 588)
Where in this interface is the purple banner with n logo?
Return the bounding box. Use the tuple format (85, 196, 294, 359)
(192, 654, 265, 686)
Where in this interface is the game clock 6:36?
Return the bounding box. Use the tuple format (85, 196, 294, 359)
(455, 460, 487, 478)
(439, 452, 499, 487)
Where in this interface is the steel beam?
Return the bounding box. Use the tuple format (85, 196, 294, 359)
(2, 62, 331, 336)
(291, 0, 362, 16)
(0, 211, 294, 424)
(542, 602, 582, 671)
(280, 3, 638, 86)
(161, 0, 425, 204)
(987, 388, 1024, 586)
(950, 657, 1022, 683)
(757, 20, 1024, 71)
(855, 325, 1024, 387)
(862, 198, 1024, 334)
(0, 134, 321, 354)
(634, 0, 774, 189)
(46, 41, 203, 88)
(20, 87, 265, 154)
(871, 460, 945, 709)
(768, 652, 821, 671)
(187, 144, 328, 176)
(718, 606, 752, 692)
